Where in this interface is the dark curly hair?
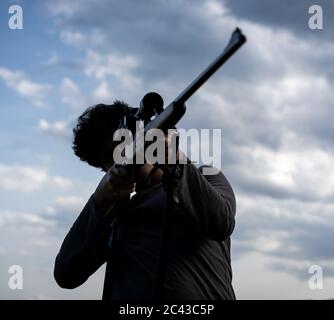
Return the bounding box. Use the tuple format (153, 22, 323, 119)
(72, 101, 130, 170)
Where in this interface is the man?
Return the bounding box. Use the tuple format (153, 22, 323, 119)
(54, 101, 236, 300)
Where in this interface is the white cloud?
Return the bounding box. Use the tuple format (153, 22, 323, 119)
(92, 81, 114, 101)
(50, 176, 73, 189)
(0, 164, 48, 192)
(85, 50, 141, 88)
(0, 210, 55, 228)
(45, 52, 59, 66)
(0, 67, 51, 107)
(60, 30, 86, 46)
(45, 195, 86, 230)
(226, 132, 334, 201)
(60, 77, 86, 111)
(236, 192, 334, 225)
(203, 0, 228, 17)
(46, 195, 85, 216)
(0, 164, 73, 193)
(38, 119, 71, 138)
(47, 0, 82, 18)
(253, 73, 331, 123)
(89, 31, 107, 47)
(60, 29, 106, 48)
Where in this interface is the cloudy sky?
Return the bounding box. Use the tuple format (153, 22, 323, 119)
(0, 0, 333, 299)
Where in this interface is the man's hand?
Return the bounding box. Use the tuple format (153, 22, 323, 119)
(92, 165, 135, 219)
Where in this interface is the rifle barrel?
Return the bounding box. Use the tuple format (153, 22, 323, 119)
(174, 27, 246, 106)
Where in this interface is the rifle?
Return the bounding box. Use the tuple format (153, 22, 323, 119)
(117, 27, 246, 166)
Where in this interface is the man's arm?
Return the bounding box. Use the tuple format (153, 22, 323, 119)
(176, 164, 236, 241)
(54, 196, 112, 289)
(54, 165, 135, 289)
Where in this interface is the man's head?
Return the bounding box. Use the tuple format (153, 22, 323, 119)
(72, 101, 130, 171)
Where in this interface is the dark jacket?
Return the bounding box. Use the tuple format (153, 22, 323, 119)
(54, 164, 236, 300)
